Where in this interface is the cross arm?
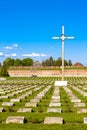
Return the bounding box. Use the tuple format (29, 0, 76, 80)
(52, 36, 60, 40)
(66, 36, 74, 39)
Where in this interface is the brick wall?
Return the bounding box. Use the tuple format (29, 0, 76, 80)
(8, 69, 87, 77)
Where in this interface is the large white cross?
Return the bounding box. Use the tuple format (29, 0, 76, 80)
(52, 26, 74, 81)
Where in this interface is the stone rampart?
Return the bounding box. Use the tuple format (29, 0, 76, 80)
(8, 69, 87, 77)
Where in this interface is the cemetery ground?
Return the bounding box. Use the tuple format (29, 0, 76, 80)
(0, 77, 87, 129)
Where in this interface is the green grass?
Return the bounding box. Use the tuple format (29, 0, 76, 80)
(0, 77, 87, 129)
(0, 124, 87, 130)
(8, 66, 87, 70)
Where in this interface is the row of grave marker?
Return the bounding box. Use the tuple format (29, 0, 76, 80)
(5, 116, 87, 124)
(1, 78, 87, 124)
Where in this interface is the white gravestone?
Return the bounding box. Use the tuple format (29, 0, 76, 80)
(0, 108, 4, 112)
(84, 117, 87, 124)
(47, 108, 61, 113)
(6, 116, 25, 124)
(17, 108, 32, 112)
(44, 117, 63, 124)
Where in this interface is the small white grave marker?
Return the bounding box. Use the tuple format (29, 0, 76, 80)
(2, 102, 14, 106)
(44, 117, 63, 124)
(84, 117, 87, 124)
(6, 116, 25, 124)
(47, 108, 61, 113)
(0, 108, 4, 112)
(17, 108, 32, 112)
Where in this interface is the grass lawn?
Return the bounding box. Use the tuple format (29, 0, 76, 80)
(0, 124, 87, 130)
(0, 77, 87, 130)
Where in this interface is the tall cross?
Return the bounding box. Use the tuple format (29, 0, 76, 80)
(52, 26, 74, 81)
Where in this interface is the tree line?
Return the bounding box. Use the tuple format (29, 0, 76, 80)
(0, 57, 33, 77)
(2, 57, 72, 67)
(42, 57, 72, 67)
(3, 58, 33, 67)
(0, 57, 72, 77)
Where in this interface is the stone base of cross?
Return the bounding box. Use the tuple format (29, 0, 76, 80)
(55, 81, 67, 87)
(52, 26, 74, 87)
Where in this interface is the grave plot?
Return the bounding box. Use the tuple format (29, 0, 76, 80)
(25, 85, 52, 108)
(31, 84, 54, 113)
(68, 85, 87, 113)
(47, 86, 62, 113)
(10, 86, 44, 108)
(63, 85, 86, 112)
(44, 85, 62, 124)
(63, 86, 82, 103)
(1, 77, 87, 126)
(17, 90, 32, 99)
(70, 85, 87, 97)
(0, 79, 52, 114)
(1, 85, 45, 111)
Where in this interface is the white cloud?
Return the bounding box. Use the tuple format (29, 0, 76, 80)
(40, 54, 47, 57)
(5, 46, 13, 50)
(13, 44, 18, 47)
(5, 54, 10, 57)
(0, 52, 3, 56)
(31, 53, 40, 57)
(11, 53, 17, 57)
(4, 44, 19, 50)
(22, 54, 33, 57)
(5, 53, 17, 57)
(22, 53, 47, 57)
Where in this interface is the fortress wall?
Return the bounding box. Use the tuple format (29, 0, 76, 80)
(8, 69, 87, 77)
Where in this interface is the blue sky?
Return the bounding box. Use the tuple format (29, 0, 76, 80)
(0, 0, 87, 65)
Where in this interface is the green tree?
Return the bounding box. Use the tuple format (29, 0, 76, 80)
(22, 58, 33, 66)
(54, 58, 71, 67)
(0, 62, 1, 67)
(49, 56, 54, 66)
(42, 56, 54, 66)
(42, 61, 46, 66)
(68, 60, 72, 66)
(64, 60, 68, 66)
(14, 59, 23, 66)
(3, 58, 15, 67)
(57, 57, 62, 66)
(45, 59, 51, 66)
(54, 57, 62, 66)
(54, 60, 58, 66)
(0, 64, 9, 77)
